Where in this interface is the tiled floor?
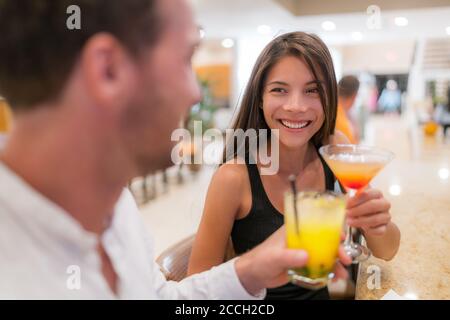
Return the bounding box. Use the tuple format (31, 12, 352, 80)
(139, 165, 216, 256)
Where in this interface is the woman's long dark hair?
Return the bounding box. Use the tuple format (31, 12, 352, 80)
(223, 32, 338, 163)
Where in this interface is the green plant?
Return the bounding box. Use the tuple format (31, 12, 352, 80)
(187, 79, 218, 134)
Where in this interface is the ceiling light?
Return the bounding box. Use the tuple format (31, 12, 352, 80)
(394, 17, 408, 27)
(321, 21, 336, 31)
(257, 25, 272, 35)
(221, 38, 234, 48)
(446, 26, 450, 35)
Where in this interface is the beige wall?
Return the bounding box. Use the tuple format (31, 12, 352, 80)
(341, 40, 415, 75)
(275, 0, 450, 16)
(193, 40, 233, 67)
(192, 40, 233, 100)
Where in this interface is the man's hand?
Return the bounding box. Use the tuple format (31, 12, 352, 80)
(235, 226, 352, 296)
(346, 189, 392, 237)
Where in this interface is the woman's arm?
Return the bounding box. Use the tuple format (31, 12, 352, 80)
(363, 221, 400, 260)
(346, 189, 401, 260)
(187, 163, 246, 276)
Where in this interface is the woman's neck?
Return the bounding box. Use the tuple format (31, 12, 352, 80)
(264, 142, 315, 178)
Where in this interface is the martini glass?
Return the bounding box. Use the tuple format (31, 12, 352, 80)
(319, 144, 394, 263)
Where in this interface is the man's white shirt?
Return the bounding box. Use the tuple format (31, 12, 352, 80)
(0, 162, 265, 300)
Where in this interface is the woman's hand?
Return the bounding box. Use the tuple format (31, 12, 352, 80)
(346, 188, 392, 237)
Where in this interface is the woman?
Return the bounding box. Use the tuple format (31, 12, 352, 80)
(188, 32, 400, 299)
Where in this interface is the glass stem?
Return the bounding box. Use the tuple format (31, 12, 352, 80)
(345, 188, 357, 246)
(345, 225, 353, 246)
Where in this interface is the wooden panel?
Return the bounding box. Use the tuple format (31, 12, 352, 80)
(274, 0, 450, 16)
(195, 64, 231, 99)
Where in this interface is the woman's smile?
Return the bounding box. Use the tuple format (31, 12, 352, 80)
(278, 119, 313, 131)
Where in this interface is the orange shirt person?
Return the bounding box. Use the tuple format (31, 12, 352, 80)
(336, 75, 360, 144)
(0, 98, 12, 133)
(0, 98, 12, 150)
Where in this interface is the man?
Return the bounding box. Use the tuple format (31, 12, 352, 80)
(0, 0, 349, 299)
(433, 86, 450, 137)
(336, 75, 360, 144)
(378, 79, 401, 114)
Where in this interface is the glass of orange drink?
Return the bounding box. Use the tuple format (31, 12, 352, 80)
(284, 191, 346, 289)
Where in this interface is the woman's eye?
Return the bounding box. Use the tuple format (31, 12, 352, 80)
(270, 88, 287, 93)
(306, 87, 319, 94)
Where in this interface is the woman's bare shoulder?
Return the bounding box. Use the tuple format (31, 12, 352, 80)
(213, 158, 248, 190)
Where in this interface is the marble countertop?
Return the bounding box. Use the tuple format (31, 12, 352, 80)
(355, 115, 450, 300)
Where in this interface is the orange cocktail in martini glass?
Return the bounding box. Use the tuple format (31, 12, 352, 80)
(319, 144, 394, 263)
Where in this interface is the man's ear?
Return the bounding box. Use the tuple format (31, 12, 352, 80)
(80, 33, 138, 113)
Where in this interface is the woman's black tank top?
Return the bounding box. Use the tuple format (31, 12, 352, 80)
(231, 145, 337, 300)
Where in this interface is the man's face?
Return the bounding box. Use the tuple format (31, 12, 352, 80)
(121, 0, 201, 176)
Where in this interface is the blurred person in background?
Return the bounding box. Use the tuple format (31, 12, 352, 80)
(336, 75, 360, 144)
(0, 98, 12, 150)
(378, 79, 401, 114)
(433, 86, 450, 137)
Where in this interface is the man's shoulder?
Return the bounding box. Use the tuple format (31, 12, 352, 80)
(113, 188, 144, 230)
(0, 206, 43, 264)
(0, 211, 51, 298)
(0, 205, 27, 245)
(112, 188, 155, 250)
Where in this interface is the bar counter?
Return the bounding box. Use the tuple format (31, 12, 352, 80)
(355, 116, 450, 299)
